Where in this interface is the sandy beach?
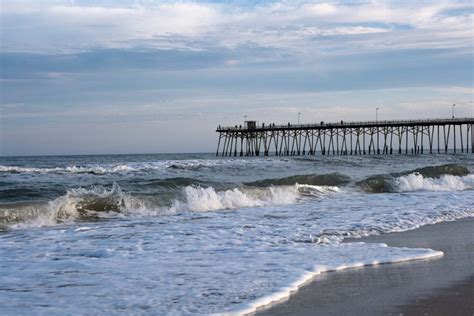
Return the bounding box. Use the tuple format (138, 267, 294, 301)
(256, 217, 474, 315)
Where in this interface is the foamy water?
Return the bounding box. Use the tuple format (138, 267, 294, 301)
(0, 153, 473, 314)
(395, 173, 474, 192)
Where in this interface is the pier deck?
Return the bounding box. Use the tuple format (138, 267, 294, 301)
(216, 117, 474, 156)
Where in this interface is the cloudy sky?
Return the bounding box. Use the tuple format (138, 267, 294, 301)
(1, 0, 473, 155)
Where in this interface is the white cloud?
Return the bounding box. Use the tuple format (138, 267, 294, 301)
(308, 3, 337, 16)
(1, 0, 472, 56)
(1, 2, 220, 52)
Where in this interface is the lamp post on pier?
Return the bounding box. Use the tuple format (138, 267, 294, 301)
(376, 107, 379, 123)
(298, 112, 301, 124)
(452, 104, 456, 119)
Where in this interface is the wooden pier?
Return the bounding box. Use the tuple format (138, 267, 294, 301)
(216, 118, 474, 156)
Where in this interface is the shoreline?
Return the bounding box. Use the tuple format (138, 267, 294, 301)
(255, 217, 474, 315)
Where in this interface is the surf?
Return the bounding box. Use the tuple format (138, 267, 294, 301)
(357, 164, 472, 193)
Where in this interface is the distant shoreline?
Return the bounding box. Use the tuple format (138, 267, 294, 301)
(256, 217, 474, 315)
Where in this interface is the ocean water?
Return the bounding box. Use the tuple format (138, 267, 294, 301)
(1, 153, 473, 315)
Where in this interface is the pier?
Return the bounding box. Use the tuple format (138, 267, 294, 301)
(216, 118, 474, 156)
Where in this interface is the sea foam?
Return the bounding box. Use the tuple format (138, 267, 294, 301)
(394, 173, 474, 192)
(231, 244, 443, 316)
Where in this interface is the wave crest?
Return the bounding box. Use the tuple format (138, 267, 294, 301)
(1, 183, 128, 229)
(358, 164, 472, 193)
(171, 185, 335, 213)
(395, 173, 474, 192)
(408, 164, 470, 178)
(1, 183, 340, 229)
(359, 173, 474, 193)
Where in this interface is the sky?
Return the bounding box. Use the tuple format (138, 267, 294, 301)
(1, 0, 473, 156)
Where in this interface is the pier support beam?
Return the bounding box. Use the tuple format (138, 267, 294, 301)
(216, 133, 222, 156)
(471, 124, 474, 153)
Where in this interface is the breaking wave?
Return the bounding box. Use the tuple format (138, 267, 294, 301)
(358, 164, 472, 193)
(0, 183, 339, 229)
(0, 183, 128, 229)
(394, 174, 474, 192)
(170, 184, 338, 213)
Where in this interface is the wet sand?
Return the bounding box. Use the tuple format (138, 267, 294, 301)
(401, 276, 473, 315)
(256, 218, 474, 315)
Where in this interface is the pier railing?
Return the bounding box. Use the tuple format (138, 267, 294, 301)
(215, 117, 474, 156)
(217, 117, 474, 132)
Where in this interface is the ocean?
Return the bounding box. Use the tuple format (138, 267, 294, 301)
(1, 153, 473, 314)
